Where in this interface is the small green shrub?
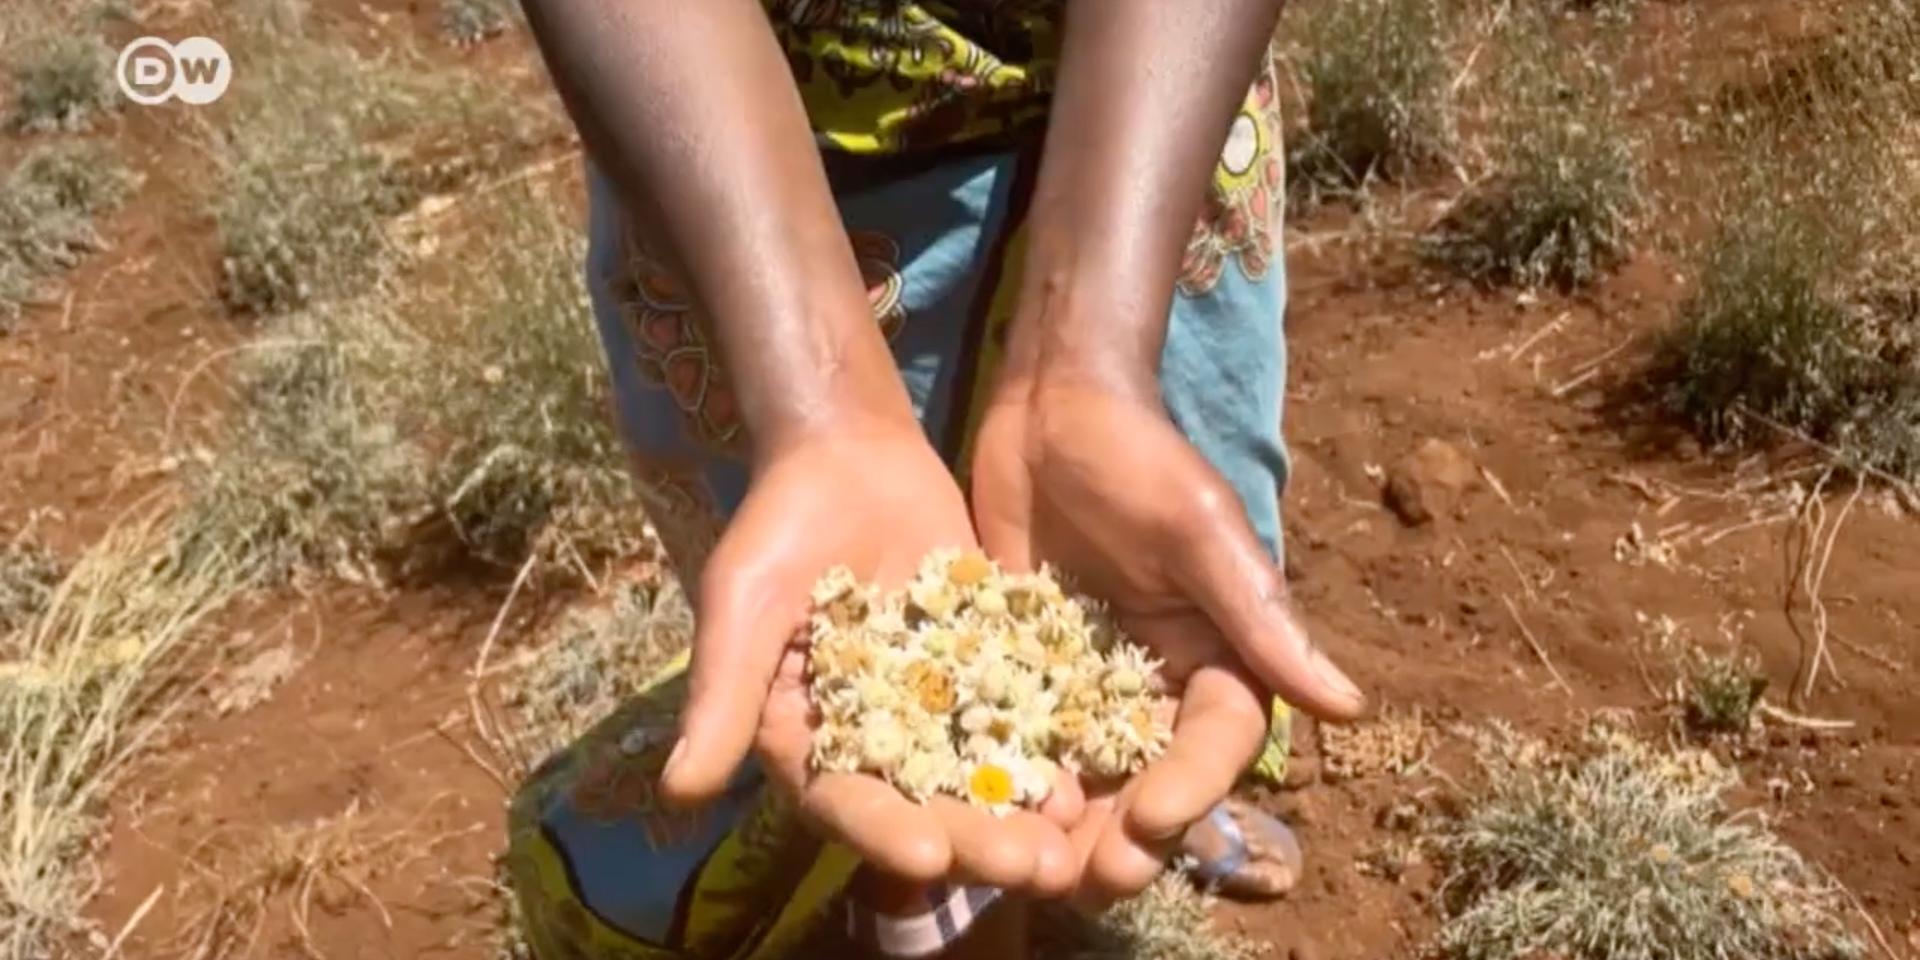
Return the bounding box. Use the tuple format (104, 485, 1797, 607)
(1681, 647, 1767, 734)
(0, 142, 134, 328)
(7, 34, 117, 133)
(441, 0, 518, 43)
(1423, 13, 1640, 289)
(1285, 0, 1453, 196)
(1436, 723, 1861, 960)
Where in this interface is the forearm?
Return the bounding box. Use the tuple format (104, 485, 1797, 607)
(1002, 0, 1285, 396)
(519, 0, 915, 457)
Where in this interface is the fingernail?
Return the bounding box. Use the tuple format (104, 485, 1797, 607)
(661, 736, 689, 785)
(1316, 653, 1365, 709)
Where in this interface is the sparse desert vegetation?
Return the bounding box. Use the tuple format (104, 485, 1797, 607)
(5, 33, 118, 133)
(2, 1, 1917, 959)
(1423, 8, 1642, 289)
(1436, 723, 1861, 960)
(1281, 0, 1454, 196)
(0, 142, 132, 328)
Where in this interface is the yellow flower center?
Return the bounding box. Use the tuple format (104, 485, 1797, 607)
(948, 550, 993, 586)
(968, 764, 1015, 806)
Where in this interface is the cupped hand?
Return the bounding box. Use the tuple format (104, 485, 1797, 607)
(970, 377, 1367, 905)
(658, 418, 1079, 894)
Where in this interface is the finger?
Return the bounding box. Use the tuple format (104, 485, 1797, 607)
(971, 438, 1037, 572)
(1173, 495, 1366, 720)
(1125, 663, 1267, 842)
(1016, 810, 1080, 897)
(1065, 794, 1121, 915)
(928, 798, 1038, 889)
(752, 643, 815, 796)
(1072, 782, 1171, 910)
(1039, 767, 1086, 828)
(662, 540, 805, 805)
(801, 773, 952, 882)
(1089, 811, 1172, 903)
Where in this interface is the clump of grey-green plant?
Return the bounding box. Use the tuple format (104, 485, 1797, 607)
(1681, 647, 1768, 734)
(7, 33, 118, 132)
(1658, 146, 1920, 481)
(178, 184, 645, 583)
(1659, 1, 1920, 480)
(212, 0, 546, 314)
(441, 0, 518, 44)
(1434, 722, 1862, 960)
(1036, 872, 1264, 960)
(1284, 0, 1454, 198)
(1, 141, 134, 328)
(500, 578, 688, 769)
(1423, 11, 1641, 289)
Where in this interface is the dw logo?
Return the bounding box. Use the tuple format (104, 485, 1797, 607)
(116, 36, 232, 106)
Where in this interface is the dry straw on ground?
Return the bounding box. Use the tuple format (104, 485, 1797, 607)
(0, 517, 247, 960)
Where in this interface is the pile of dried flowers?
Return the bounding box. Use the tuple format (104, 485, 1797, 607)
(806, 549, 1172, 815)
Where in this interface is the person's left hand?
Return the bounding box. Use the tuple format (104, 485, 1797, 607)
(969, 373, 1367, 907)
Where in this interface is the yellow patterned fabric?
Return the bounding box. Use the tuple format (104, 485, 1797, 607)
(765, 0, 1063, 154)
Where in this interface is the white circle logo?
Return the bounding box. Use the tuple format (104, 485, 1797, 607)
(116, 36, 232, 106)
(1221, 113, 1260, 177)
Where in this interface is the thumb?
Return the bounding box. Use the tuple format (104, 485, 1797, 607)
(659, 550, 801, 806)
(1173, 493, 1367, 721)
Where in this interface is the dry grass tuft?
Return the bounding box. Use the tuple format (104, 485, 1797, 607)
(171, 799, 472, 960)
(1660, 2, 1920, 482)
(0, 541, 61, 637)
(211, 0, 550, 314)
(1423, 8, 1641, 289)
(177, 182, 646, 583)
(5, 32, 117, 133)
(1282, 0, 1454, 198)
(0, 141, 134, 328)
(1036, 872, 1264, 960)
(0, 518, 246, 960)
(1320, 705, 1436, 781)
(1679, 646, 1767, 735)
(1434, 722, 1861, 960)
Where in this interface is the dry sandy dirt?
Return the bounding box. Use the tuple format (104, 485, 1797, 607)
(1, 1, 1914, 958)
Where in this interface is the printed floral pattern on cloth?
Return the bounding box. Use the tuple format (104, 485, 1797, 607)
(767, 0, 1061, 154)
(609, 229, 908, 452)
(1179, 59, 1286, 296)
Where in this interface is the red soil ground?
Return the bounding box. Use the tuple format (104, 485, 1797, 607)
(0, 1, 1912, 957)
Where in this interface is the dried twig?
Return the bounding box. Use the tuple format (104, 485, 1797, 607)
(1502, 595, 1571, 695)
(1757, 701, 1856, 731)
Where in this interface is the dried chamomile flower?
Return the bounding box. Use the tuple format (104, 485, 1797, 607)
(805, 550, 1173, 815)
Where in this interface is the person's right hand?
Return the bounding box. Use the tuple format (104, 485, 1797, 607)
(656, 416, 1081, 895)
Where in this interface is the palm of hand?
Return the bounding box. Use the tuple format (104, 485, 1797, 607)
(970, 381, 1362, 903)
(666, 425, 1079, 892)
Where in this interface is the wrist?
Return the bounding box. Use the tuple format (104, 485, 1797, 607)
(997, 257, 1165, 407)
(743, 322, 922, 464)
